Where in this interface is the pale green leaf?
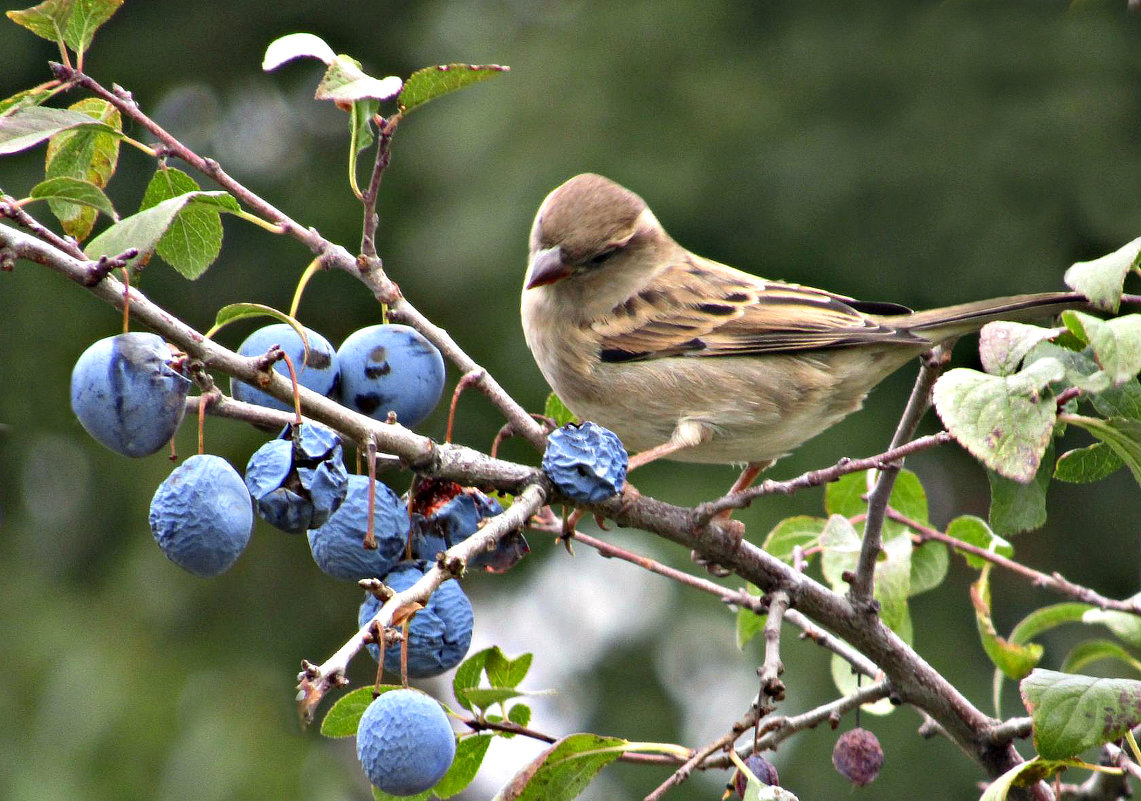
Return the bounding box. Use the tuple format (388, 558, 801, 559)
(0, 105, 119, 156)
(979, 322, 1060, 377)
(28, 176, 116, 218)
(1084, 598, 1141, 651)
(830, 654, 895, 716)
(1021, 668, 1141, 759)
(1064, 236, 1141, 313)
(399, 63, 509, 114)
(933, 360, 1064, 483)
(493, 733, 625, 801)
(761, 515, 825, 564)
(1061, 640, 1141, 676)
(316, 56, 402, 103)
(946, 515, 1013, 570)
(735, 583, 765, 649)
(44, 98, 120, 239)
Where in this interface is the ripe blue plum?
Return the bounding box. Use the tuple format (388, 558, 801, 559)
(336, 324, 445, 428)
(149, 454, 253, 577)
(231, 324, 338, 412)
(355, 688, 455, 796)
(70, 332, 190, 457)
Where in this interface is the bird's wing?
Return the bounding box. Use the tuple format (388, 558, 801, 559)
(590, 255, 927, 363)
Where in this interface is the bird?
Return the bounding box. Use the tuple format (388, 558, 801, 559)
(520, 173, 1086, 486)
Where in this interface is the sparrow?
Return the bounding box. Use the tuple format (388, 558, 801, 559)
(520, 173, 1085, 479)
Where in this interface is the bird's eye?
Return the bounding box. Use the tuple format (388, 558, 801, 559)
(588, 247, 619, 266)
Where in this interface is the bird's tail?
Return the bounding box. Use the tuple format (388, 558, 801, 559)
(884, 291, 1089, 342)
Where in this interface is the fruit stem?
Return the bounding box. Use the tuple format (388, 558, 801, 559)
(278, 352, 303, 426)
(120, 267, 130, 333)
(289, 257, 322, 319)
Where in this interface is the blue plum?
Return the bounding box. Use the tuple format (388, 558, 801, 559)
(149, 454, 253, 577)
(541, 421, 628, 503)
(355, 688, 455, 796)
(359, 561, 473, 678)
(244, 422, 348, 533)
(70, 332, 190, 457)
(307, 475, 408, 581)
(230, 324, 338, 412)
(336, 324, 445, 428)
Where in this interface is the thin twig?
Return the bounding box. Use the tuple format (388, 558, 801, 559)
(849, 345, 949, 607)
(891, 508, 1141, 615)
(759, 590, 790, 701)
(644, 704, 762, 801)
(694, 431, 954, 522)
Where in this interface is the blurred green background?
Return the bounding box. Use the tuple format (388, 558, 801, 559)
(2, 1, 1140, 799)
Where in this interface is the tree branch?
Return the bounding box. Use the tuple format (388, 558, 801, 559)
(849, 345, 948, 606)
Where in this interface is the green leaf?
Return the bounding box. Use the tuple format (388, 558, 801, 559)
(84, 190, 235, 274)
(453, 647, 492, 711)
(1021, 668, 1141, 759)
(315, 56, 402, 103)
(0, 105, 119, 156)
(735, 583, 765, 649)
(1054, 442, 1123, 483)
(979, 322, 1060, 377)
(507, 703, 532, 729)
(1061, 640, 1141, 676)
(761, 516, 825, 564)
(820, 514, 912, 642)
(485, 648, 532, 690)
(824, 468, 928, 540)
(399, 64, 509, 115)
(319, 686, 397, 738)
(350, 98, 378, 158)
(1064, 236, 1141, 313)
(1091, 378, 1141, 421)
(946, 515, 1013, 570)
(6, 0, 74, 44)
(543, 393, 577, 427)
(433, 734, 493, 799)
(973, 568, 1043, 680)
(372, 787, 430, 801)
(909, 540, 949, 596)
(44, 98, 121, 240)
(493, 733, 625, 801)
(1026, 340, 1111, 395)
(933, 360, 1064, 483)
(830, 653, 895, 716)
(139, 168, 228, 279)
(61, 0, 122, 55)
(979, 758, 1050, 801)
(1083, 595, 1141, 650)
(0, 85, 57, 117)
(462, 687, 526, 710)
(1061, 311, 1141, 388)
(986, 441, 1054, 537)
(1009, 603, 1093, 646)
(28, 176, 116, 218)
(1064, 416, 1141, 486)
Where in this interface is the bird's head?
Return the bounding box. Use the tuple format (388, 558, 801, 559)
(524, 174, 672, 298)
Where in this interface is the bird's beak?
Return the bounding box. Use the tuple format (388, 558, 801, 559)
(525, 246, 572, 289)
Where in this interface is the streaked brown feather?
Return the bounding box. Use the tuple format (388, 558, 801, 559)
(589, 253, 927, 363)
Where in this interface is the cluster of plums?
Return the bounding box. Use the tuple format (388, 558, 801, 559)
(70, 324, 640, 797)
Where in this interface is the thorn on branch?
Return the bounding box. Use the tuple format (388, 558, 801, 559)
(85, 249, 139, 286)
